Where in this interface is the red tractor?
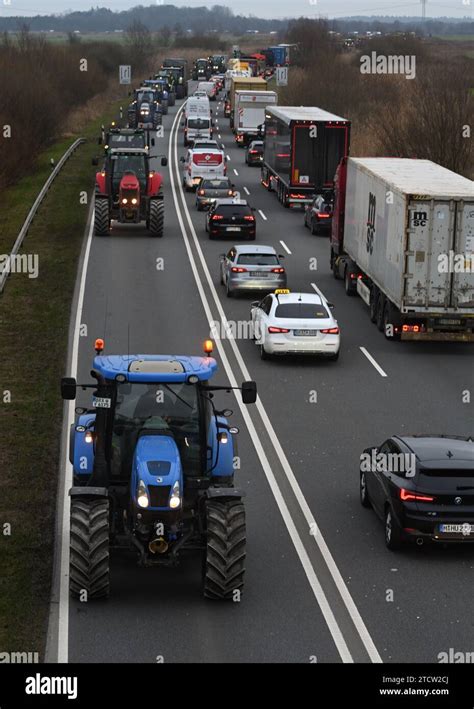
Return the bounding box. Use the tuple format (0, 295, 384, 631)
(93, 148, 167, 237)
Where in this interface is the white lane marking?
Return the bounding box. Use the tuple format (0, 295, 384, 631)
(360, 347, 388, 377)
(170, 107, 381, 664)
(258, 209, 267, 221)
(57, 205, 95, 663)
(243, 186, 250, 195)
(226, 155, 231, 161)
(218, 134, 222, 139)
(280, 240, 291, 254)
(221, 143, 225, 149)
(233, 169, 239, 176)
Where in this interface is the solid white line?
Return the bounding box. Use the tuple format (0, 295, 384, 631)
(57, 205, 95, 663)
(233, 169, 239, 176)
(258, 209, 267, 221)
(280, 240, 291, 254)
(243, 186, 250, 195)
(360, 347, 388, 377)
(171, 107, 382, 663)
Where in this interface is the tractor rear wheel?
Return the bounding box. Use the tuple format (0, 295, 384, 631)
(70, 497, 110, 600)
(149, 199, 164, 237)
(94, 198, 110, 236)
(203, 499, 246, 600)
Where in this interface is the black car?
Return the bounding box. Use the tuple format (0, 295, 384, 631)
(205, 199, 256, 240)
(304, 194, 333, 235)
(195, 177, 235, 210)
(246, 140, 264, 166)
(359, 435, 474, 549)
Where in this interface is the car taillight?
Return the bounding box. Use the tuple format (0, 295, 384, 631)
(249, 150, 258, 154)
(400, 489, 435, 502)
(212, 214, 224, 220)
(231, 267, 247, 273)
(244, 215, 255, 221)
(316, 212, 331, 218)
(268, 326, 290, 333)
(320, 327, 339, 334)
(271, 267, 285, 273)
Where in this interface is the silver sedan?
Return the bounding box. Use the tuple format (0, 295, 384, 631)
(219, 244, 287, 297)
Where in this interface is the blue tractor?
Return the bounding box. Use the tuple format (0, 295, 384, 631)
(61, 340, 257, 600)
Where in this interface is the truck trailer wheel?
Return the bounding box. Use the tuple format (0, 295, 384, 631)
(203, 499, 246, 600)
(344, 269, 356, 296)
(94, 198, 110, 236)
(369, 287, 379, 322)
(149, 199, 164, 237)
(376, 294, 386, 332)
(70, 497, 110, 599)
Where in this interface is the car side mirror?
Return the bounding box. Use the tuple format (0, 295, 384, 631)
(61, 377, 77, 400)
(161, 157, 168, 167)
(278, 254, 285, 259)
(91, 157, 99, 166)
(327, 302, 335, 309)
(251, 300, 260, 307)
(251, 207, 256, 211)
(180, 156, 185, 163)
(241, 380, 257, 405)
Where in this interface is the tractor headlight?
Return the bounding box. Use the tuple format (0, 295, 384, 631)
(137, 480, 150, 508)
(169, 481, 181, 509)
(121, 198, 128, 204)
(131, 197, 138, 205)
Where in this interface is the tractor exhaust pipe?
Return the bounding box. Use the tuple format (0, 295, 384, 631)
(149, 537, 168, 554)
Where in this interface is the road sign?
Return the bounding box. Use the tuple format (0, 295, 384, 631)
(119, 65, 131, 85)
(276, 67, 288, 86)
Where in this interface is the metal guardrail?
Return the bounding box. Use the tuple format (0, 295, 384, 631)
(0, 137, 86, 294)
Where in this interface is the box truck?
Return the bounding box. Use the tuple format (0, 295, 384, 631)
(228, 76, 267, 128)
(234, 90, 278, 145)
(331, 157, 474, 340)
(261, 106, 350, 208)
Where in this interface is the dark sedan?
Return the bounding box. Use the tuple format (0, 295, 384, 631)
(246, 140, 264, 166)
(195, 177, 235, 210)
(304, 194, 333, 235)
(205, 199, 256, 240)
(359, 435, 474, 549)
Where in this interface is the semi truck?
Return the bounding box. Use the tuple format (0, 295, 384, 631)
(261, 106, 350, 209)
(234, 89, 278, 146)
(228, 76, 267, 129)
(331, 157, 474, 341)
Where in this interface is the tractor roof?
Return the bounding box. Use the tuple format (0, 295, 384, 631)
(110, 148, 148, 156)
(93, 354, 217, 383)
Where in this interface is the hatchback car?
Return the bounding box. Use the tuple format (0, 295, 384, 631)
(220, 245, 286, 297)
(195, 178, 235, 210)
(246, 140, 264, 166)
(304, 194, 333, 235)
(360, 435, 474, 550)
(206, 199, 256, 240)
(250, 289, 340, 360)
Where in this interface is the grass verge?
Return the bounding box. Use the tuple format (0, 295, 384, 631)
(0, 99, 122, 659)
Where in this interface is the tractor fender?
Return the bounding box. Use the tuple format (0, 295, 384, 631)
(69, 486, 108, 498)
(95, 171, 107, 195)
(147, 172, 163, 197)
(206, 488, 245, 501)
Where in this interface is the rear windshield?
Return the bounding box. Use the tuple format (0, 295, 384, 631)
(250, 143, 264, 150)
(237, 253, 278, 265)
(275, 303, 329, 319)
(419, 468, 474, 478)
(202, 180, 229, 189)
(188, 118, 210, 129)
(216, 205, 252, 217)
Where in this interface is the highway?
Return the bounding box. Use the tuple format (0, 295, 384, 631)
(60, 83, 473, 664)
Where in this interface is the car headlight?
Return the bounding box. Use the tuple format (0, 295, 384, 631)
(137, 479, 150, 508)
(169, 481, 181, 509)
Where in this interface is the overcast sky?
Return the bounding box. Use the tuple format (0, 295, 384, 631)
(0, 0, 472, 20)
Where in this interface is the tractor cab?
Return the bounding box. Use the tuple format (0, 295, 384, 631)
(128, 87, 163, 128)
(100, 127, 152, 156)
(61, 341, 257, 600)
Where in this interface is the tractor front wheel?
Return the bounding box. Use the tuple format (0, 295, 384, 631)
(149, 198, 164, 237)
(203, 499, 246, 600)
(70, 497, 110, 600)
(94, 198, 110, 236)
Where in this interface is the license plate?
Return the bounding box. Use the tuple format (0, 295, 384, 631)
(227, 226, 241, 232)
(93, 397, 112, 409)
(439, 319, 461, 325)
(252, 271, 269, 277)
(439, 523, 474, 534)
(293, 330, 315, 337)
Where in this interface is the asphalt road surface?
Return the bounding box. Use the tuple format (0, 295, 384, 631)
(60, 83, 474, 664)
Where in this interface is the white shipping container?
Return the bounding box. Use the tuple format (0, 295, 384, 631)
(344, 158, 474, 314)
